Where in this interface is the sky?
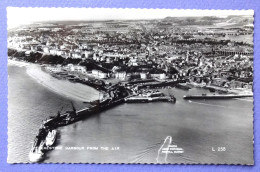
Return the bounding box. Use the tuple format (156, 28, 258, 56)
(7, 7, 254, 29)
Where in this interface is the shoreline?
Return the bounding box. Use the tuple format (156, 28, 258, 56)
(8, 59, 101, 102)
(8, 59, 253, 101)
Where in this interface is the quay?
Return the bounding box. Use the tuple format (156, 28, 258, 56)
(125, 90, 176, 103)
(137, 79, 187, 89)
(183, 94, 253, 100)
(125, 96, 175, 103)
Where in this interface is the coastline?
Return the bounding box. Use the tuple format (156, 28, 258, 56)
(7, 59, 254, 164)
(8, 59, 101, 102)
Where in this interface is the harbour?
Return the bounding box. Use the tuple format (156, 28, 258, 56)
(27, 67, 178, 162)
(8, 64, 253, 164)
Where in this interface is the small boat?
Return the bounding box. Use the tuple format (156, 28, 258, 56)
(45, 130, 57, 147)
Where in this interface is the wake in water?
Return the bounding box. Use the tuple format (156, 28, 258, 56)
(156, 136, 172, 163)
(188, 100, 227, 108)
(155, 136, 199, 164)
(130, 142, 162, 163)
(234, 98, 253, 102)
(130, 136, 199, 164)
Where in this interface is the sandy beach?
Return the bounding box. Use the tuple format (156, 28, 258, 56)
(8, 59, 101, 102)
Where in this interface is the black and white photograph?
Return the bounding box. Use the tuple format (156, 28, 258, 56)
(7, 8, 254, 164)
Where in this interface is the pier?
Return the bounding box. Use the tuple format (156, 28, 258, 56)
(183, 94, 253, 100)
(136, 79, 187, 89)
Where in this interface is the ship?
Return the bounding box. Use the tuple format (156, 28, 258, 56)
(29, 127, 47, 162)
(183, 93, 253, 99)
(29, 141, 45, 163)
(45, 129, 57, 147)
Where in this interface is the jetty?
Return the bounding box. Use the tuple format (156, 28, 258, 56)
(125, 91, 176, 103)
(183, 93, 253, 100)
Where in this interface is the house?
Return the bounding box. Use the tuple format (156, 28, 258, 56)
(140, 73, 147, 80)
(71, 52, 82, 59)
(115, 71, 127, 80)
(65, 64, 86, 73)
(56, 50, 65, 56)
(25, 51, 31, 56)
(74, 65, 87, 73)
(92, 70, 108, 79)
(159, 73, 166, 80)
(49, 49, 57, 55)
(46, 65, 62, 73)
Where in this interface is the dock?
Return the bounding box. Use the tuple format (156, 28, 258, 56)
(125, 96, 176, 103)
(183, 94, 253, 100)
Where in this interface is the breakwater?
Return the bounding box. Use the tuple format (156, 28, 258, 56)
(29, 96, 126, 162)
(137, 79, 187, 89)
(183, 94, 253, 100)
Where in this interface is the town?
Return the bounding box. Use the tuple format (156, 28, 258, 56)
(8, 16, 254, 95)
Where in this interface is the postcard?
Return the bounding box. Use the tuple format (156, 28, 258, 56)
(7, 8, 254, 164)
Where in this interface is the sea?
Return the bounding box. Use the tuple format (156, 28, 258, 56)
(8, 65, 254, 164)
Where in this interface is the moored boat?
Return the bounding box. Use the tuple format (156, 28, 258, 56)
(29, 137, 45, 163)
(29, 149, 44, 163)
(45, 130, 57, 147)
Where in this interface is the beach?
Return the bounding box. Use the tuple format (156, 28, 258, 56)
(8, 59, 100, 102)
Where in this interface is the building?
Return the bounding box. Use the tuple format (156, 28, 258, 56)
(49, 49, 58, 55)
(92, 70, 108, 79)
(46, 65, 62, 73)
(65, 64, 86, 73)
(159, 73, 166, 80)
(71, 52, 82, 59)
(115, 71, 127, 80)
(140, 73, 148, 80)
(25, 51, 31, 56)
